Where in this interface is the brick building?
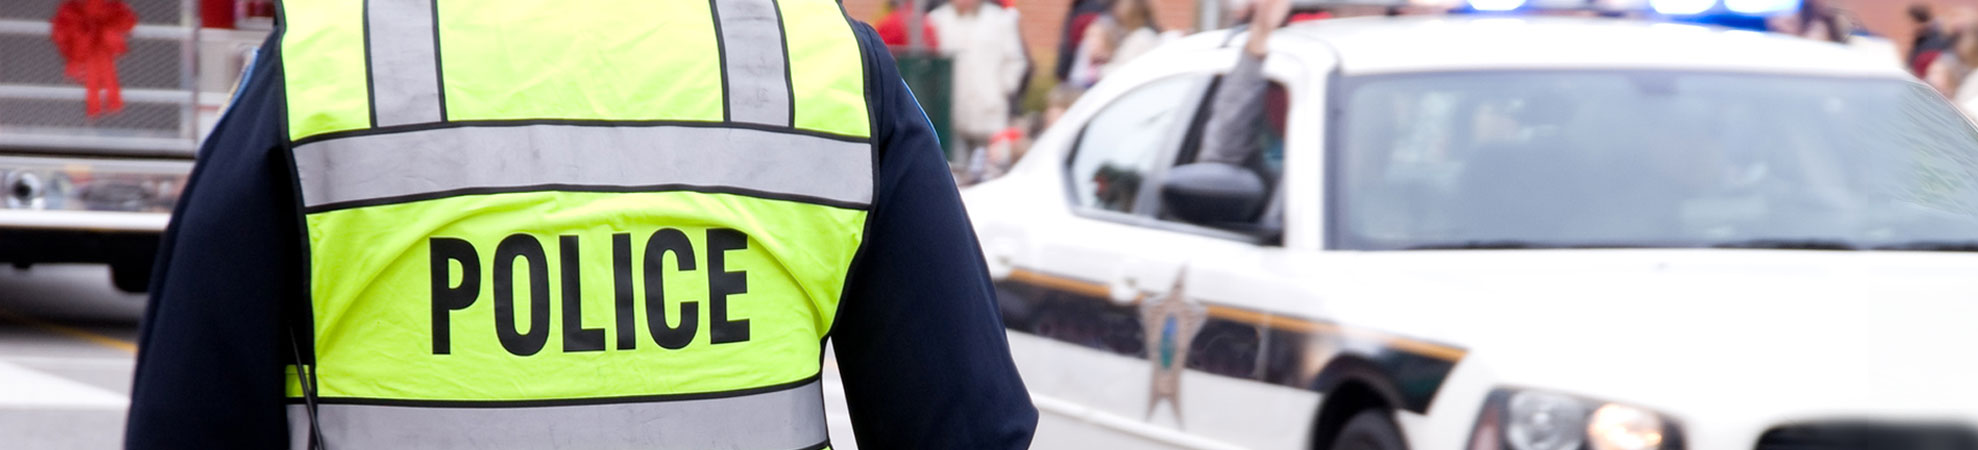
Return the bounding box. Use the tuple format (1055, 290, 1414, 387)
(1850, 0, 1978, 55)
(841, 0, 1964, 77)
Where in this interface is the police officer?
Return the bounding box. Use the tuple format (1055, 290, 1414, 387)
(124, 1, 1037, 448)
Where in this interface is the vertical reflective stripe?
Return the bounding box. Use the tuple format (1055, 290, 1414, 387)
(713, 0, 792, 127)
(365, 0, 443, 127)
(778, 0, 869, 138)
(281, 0, 372, 140)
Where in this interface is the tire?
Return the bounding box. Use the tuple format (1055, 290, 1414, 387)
(1327, 409, 1406, 450)
(110, 259, 151, 294)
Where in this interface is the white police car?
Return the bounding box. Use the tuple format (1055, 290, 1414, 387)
(963, 11, 1978, 450)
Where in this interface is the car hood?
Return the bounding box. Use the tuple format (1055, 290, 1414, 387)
(1311, 249, 1978, 423)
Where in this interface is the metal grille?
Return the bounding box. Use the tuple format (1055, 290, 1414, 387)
(0, 0, 185, 25)
(0, 34, 184, 89)
(0, 0, 195, 156)
(1757, 423, 1978, 450)
(0, 99, 180, 134)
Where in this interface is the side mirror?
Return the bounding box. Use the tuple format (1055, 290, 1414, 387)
(1160, 163, 1266, 227)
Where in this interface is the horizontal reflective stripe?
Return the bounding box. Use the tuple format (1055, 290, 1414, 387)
(292, 124, 872, 211)
(288, 378, 827, 449)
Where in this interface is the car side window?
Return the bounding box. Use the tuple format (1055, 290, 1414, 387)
(1066, 75, 1209, 213)
(1172, 79, 1291, 200)
(1150, 75, 1291, 242)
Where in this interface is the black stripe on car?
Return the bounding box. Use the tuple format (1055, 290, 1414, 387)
(996, 269, 1465, 414)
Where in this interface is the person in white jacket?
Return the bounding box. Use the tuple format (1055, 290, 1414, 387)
(929, 0, 1029, 153)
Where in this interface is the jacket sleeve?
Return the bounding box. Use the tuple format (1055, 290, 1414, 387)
(1198, 52, 1269, 165)
(999, 10, 1031, 97)
(829, 23, 1039, 450)
(124, 35, 299, 450)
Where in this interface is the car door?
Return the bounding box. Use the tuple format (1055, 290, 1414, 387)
(984, 44, 1326, 449)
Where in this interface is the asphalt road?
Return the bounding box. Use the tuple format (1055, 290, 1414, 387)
(0, 264, 862, 450)
(0, 264, 143, 450)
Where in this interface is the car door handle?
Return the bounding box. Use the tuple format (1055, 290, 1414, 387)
(983, 239, 1018, 280)
(1109, 274, 1141, 304)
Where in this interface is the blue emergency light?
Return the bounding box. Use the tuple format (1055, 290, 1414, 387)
(1468, 0, 1525, 11)
(1647, 0, 1801, 15)
(1288, 0, 1802, 23)
(1441, 0, 1801, 16)
(1650, 0, 1715, 15)
(1722, 0, 1800, 14)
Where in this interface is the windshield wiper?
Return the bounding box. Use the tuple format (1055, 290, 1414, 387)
(1709, 239, 1858, 251)
(1405, 241, 1548, 250)
(1870, 241, 1978, 252)
(1401, 241, 1649, 250)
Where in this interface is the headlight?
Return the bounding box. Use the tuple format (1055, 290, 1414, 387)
(1506, 391, 1589, 450)
(5, 170, 46, 209)
(1588, 403, 1666, 450)
(0, 156, 189, 213)
(1470, 388, 1685, 450)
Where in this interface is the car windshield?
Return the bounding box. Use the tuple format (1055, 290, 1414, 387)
(1331, 71, 1978, 251)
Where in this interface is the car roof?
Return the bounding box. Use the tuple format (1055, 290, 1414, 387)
(1260, 16, 1909, 79)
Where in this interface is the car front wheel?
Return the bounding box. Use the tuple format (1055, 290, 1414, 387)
(1328, 409, 1406, 450)
(110, 257, 151, 294)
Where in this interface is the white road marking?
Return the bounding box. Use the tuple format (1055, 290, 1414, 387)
(0, 356, 134, 368)
(821, 344, 860, 450)
(0, 360, 127, 410)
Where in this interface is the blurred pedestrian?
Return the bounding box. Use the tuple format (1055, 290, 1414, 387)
(124, 0, 1038, 448)
(875, 0, 940, 51)
(1043, 83, 1085, 131)
(1053, 0, 1111, 81)
(930, 0, 1030, 153)
(965, 125, 1025, 184)
(1940, 23, 1978, 116)
(1928, 21, 1977, 98)
(1909, 3, 1954, 77)
(1068, 0, 1175, 88)
(1770, 0, 1853, 44)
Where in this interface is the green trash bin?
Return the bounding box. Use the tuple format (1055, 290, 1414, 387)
(891, 51, 958, 163)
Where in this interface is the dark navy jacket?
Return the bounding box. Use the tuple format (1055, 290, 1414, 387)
(124, 21, 1036, 450)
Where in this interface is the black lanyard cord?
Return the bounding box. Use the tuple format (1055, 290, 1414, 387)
(286, 327, 327, 450)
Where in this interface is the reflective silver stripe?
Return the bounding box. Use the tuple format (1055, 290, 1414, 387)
(287, 379, 828, 449)
(713, 0, 793, 126)
(365, 0, 443, 127)
(292, 125, 873, 210)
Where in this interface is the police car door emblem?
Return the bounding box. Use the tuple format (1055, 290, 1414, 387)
(1138, 270, 1205, 428)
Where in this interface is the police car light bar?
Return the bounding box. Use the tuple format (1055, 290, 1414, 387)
(1468, 0, 1525, 11)
(1721, 0, 1798, 14)
(1287, 0, 1800, 15)
(1652, 0, 1715, 15)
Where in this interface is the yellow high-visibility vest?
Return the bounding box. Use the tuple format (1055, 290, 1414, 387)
(278, 0, 869, 447)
